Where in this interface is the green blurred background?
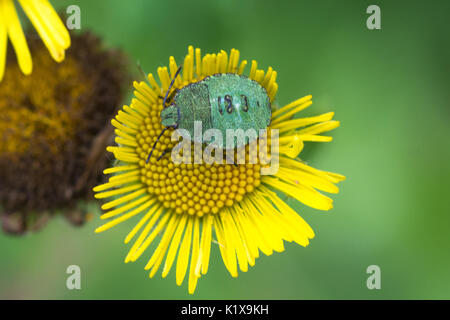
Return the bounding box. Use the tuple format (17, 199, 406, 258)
(1, 0, 449, 299)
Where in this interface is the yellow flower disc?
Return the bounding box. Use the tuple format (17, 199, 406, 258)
(136, 120, 262, 217)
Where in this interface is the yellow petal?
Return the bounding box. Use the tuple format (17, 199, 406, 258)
(146, 213, 179, 274)
(279, 135, 304, 158)
(32, 0, 70, 48)
(263, 176, 333, 211)
(272, 95, 312, 118)
(124, 206, 164, 261)
(188, 216, 200, 294)
(199, 215, 213, 275)
(2, 0, 32, 75)
(176, 216, 193, 286)
(95, 199, 155, 233)
(271, 112, 335, 133)
(0, 11, 7, 81)
(124, 204, 159, 244)
(162, 214, 188, 278)
(19, 0, 65, 62)
(128, 207, 166, 262)
(222, 208, 248, 272)
(101, 194, 150, 220)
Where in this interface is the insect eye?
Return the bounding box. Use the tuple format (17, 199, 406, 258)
(225, 95, 233, 114)
(241, 95, 249, 112)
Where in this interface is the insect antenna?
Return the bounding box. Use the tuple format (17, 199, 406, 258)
(146, 66, 183, 163)
(146, 127, 170, 164)
(163, 66, 182, 108)
(165, 88, 178, 105)
(137, 61, 152, 87)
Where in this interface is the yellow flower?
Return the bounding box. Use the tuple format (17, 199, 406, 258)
(0, 0, 70, 81)
(94, 46, 345, 294)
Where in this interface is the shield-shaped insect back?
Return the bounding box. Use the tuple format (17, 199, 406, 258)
(149, 68, 272, 163)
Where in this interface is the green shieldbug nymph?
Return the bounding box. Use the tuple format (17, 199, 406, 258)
(147, 67, 271, 162)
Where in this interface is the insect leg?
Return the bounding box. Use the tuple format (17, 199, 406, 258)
(163, 66, 182, 108)
(146, 127, 169, 163)
(225, 153, 238, 167)
(157, 148, 172, 161)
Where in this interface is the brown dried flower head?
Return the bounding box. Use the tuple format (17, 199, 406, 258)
(0, 32, 130, 235)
